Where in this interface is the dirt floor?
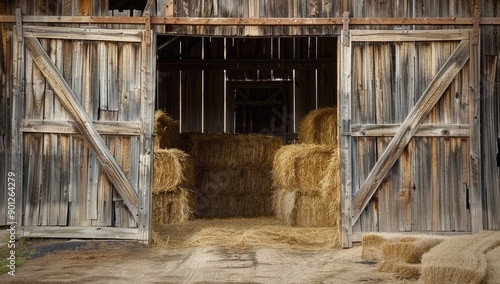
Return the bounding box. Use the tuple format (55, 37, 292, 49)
(0, 219, 413, 283)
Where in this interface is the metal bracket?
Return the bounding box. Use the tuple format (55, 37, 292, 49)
(342, 12, 350, 47)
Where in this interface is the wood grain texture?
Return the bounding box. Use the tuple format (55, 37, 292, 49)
(24, 36, 139, 221)
(351, 39, 470, 224)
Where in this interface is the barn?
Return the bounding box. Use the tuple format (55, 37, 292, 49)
(0, 0, 499, 252)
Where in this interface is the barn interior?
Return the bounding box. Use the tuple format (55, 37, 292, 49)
(156, 35, 337, 137)
(151, 34, 341, 248)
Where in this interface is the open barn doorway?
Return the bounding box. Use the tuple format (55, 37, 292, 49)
(151, 35, 341, 250)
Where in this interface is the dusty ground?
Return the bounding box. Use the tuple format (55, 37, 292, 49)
(0, 221, 411, 284)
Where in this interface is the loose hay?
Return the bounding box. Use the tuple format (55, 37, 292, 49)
(154, 109, 180, 149)
(298, 107, 338, 146)
(361, 234, 391, 261)
(152, 189, 193, 225)
(420, 231, 500, 284)
(377, 261, 421, 280)
(153, 149, 195, 193)
(272, 144, 339, 193)
(152, 217, 340, 251)
(180, 132, 282, 168)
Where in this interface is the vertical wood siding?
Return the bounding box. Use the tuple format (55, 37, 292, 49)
(21, 35, 145, 228)
(349, 39, 473, 233)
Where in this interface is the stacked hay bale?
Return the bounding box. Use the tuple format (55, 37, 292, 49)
(152, 110, 194, 224)
(272, 107, 339, 228)
(298, 107, 338, 146)
(180, 132, 283, 218)
(152, 149, 195, 224)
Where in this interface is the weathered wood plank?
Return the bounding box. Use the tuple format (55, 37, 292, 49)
(351, 124, 470, 137)
(21, 119, 141, 135)
(339, 32, 352, 248)
(351, 39, 470, 224)
(468, 37, 482, 233)
(137, 27, 155, 243)
(23, 26, 143, 42)
(22, 226, 139, 240)
(481, 55, 499, 230)
(58, 134, 69, 225)
(350, 29, 470, 42)
(24, 36, 139, 221)
(11, 20, 26, 232)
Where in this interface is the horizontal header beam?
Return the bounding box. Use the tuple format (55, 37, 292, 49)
(1, 15, 500, 26)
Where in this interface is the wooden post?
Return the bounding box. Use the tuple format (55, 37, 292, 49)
(340, 30, 352, 248)
(11, 8, 25, 238)
(469, 33, 482, 232)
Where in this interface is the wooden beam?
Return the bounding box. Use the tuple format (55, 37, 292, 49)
(350, 124, 470, 137)
(21, 120, 141, 136)
(24, 26, 142, 42)
(24, 36, 139, 222)
(351, 39, 471, 224)
(22, 226, 139, 240)
(1, 15, 500, 26)
(350, 30, 470, 42)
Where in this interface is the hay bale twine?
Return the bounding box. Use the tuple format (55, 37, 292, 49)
(154, 109, 180, 149)
(298, 107, 338, 146)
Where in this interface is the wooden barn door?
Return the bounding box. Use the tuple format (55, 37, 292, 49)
(339, 30, 480, 248)
(12, 25, 155, 242)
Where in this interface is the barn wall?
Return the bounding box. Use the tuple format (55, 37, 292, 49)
(166, 0, 341, 36)
(0, 0, 498, 234)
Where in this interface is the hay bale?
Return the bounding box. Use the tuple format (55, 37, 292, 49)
(377, 261, 421, 280)
(271, 144, 339, 227)
(272, 144, 338, 193)
(298, 107, 338, 146)
(485, 245, 500, 284)
(381, 238, 443, 264)
(420, 231, 500, 284)
(194, 192, 274, 218)
(153, 149, 194, 193)
(272, 189, 339, 227)
(180, 132, 282, 168)
(361, 234, 391, 261)
(195, 167, 273, 195)
(152, 189, 193, 224)
(154, 109, 180, 149)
